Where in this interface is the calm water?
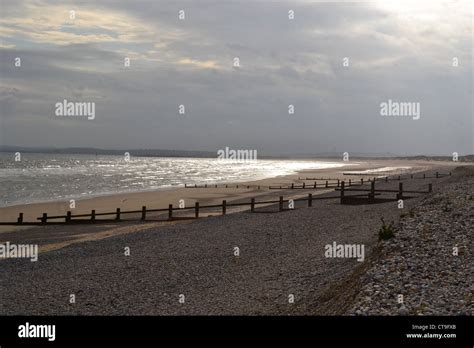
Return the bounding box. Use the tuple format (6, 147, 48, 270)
(0, 152, 348, 207)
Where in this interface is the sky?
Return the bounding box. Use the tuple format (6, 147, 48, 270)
(0, 0, 472, 156)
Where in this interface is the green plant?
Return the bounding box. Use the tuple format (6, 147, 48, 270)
(379, 218, 396, 240)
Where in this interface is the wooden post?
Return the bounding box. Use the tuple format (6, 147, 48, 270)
(279, 196, 283, 211)
(361, 178, 364, 185)
(302, 182, 305, 189)
(222, 200, 226, 215)
(66, 211, 71, 223)
(397, 182, 403, 200)
(411, 174, 413, 179)
(195, 202, 199, 218)
(215, 184, 218, 188)
(308, 193, 312, 207)
(313, 182, 316, 188)
(42, 213, 47, 224)
(423, 173, 426, 179)
(349, 179, 351, 186)
(194, 184, 197, 188)
(258, 186, 260, 190)
(398, 175, 401, 181)
(428, 183, 432, 193)
(369, 181, 375, 201)
(205, 184, 207, 188)
(436, 172, 439, 178)
(340, 181, 345, 204)
(168, 204, 173, 220)
(386, 176, 388, 183)
(326, 180, 328, 188)
(17, 213, 23, 224)
(116, 208, 121, 221)
(251, 198, 255, 212)
(337, 179, 340, 187)
(291, 183, 294, 189)
(141, 206, 146, 221)
(91, 210, 96, 223)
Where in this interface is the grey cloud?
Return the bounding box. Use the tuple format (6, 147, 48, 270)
(0, 0, 472, 155)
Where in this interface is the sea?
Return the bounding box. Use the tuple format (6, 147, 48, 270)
(0, 152, 348, 207)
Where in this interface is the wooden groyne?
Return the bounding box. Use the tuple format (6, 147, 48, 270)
(0, 178, 436, 225)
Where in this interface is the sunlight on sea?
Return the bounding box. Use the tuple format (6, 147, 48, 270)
(0, 153, 351, 206)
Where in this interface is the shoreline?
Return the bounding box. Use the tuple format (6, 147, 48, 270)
(0, 159, 461, 227)
(0, 157, 353, 209)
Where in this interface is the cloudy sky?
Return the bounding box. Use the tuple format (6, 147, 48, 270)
(0, 0, 472, 155)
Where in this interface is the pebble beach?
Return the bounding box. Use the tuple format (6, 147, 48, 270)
(1, 162, 470, 315)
